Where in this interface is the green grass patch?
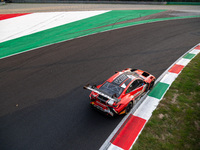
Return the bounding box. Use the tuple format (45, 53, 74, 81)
(132, 54, 200, 150)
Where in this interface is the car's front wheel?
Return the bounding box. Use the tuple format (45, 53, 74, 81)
(149, 80, 155, 90)
(145, 80, 155, 92)
(125, 101, 133, 114)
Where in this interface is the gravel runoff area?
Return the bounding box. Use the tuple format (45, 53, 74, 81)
(1, 3, 200, 14)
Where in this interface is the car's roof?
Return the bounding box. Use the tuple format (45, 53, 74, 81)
(107, 71, 142, 87)
(98, 71, 145, 98)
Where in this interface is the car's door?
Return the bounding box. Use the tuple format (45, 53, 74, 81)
(126, 79, 145, 100)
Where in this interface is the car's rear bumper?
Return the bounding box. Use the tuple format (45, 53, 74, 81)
(90, 101, 114, 116)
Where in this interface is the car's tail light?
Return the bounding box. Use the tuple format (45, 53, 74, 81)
(115, 104, 121, 109)
(91, 93, 98, 99)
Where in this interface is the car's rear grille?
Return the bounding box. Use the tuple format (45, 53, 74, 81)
(98, 95, 108, 105)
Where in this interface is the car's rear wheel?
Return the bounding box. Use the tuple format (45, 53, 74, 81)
(125, 101, 133, 114)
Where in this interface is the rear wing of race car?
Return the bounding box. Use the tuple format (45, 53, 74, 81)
(83, 84, 120, 105)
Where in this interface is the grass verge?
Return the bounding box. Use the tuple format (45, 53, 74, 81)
(132, 54, 200, 150)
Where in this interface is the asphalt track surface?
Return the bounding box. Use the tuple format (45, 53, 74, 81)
(0, 18, 200, 150)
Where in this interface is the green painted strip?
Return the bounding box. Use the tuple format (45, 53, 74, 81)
(1, 10, 200, 59)
(183, 53, 195, 59)
(148, 82, 169, 100)
(0, 10, 165, 59)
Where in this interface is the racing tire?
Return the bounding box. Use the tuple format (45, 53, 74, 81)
(125, 101, 133, 115)
(145, 83, 149, 92)
(149, 80, 155, 90)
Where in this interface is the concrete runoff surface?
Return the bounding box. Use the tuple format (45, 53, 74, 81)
(0, 17, 200, 150)
(1, 3, 200, 13)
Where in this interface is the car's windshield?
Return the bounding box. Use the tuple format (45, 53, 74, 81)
(100, 82, 124, 97)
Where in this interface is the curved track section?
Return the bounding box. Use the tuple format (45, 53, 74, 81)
(0, 18, 200, 150)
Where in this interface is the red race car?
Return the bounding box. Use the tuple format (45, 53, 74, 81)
(84, 68, 156, 117)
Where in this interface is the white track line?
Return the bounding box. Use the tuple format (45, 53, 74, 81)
(0, 10, 110, 43)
